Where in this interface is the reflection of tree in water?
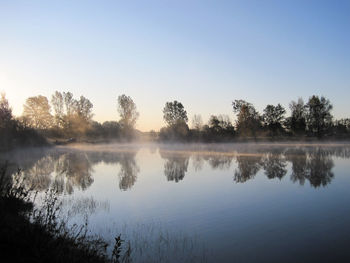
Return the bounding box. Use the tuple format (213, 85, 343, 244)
(307, 153, 334, 187)
(2, 144, 347, 192)
(62, 196, 110, 217)
(86, 150, 140, 190)
(191, 155, 204, 172)
(24, 155, 56, 191)
(290, 158, 308, 186)
(159, 150, 189, 183)
(164, 157, 189, 182)
(286, 148, 334, 188)
(53, 152, 94, 194)
(4, 150, 95, 194)
(14, 148, 141, 193)
(117, 152, 140, 190)
(206, 155, 233, 170)
(234, 155, 262, 183)
(262, 153, 287, 180)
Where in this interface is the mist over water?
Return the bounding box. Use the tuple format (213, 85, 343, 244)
(2, 142, 350, 262)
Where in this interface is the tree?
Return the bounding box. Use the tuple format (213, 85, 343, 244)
(287, 98, 306, 135)
(205, 114, 235, 141)
(117, 94, 139, 138)
(160, 100, 189, 141)
(305, 95, 333, 137)
(262, 104, 286, 136)
(191, 114, 203, 130)
(232, 100, 261, 137)
(102, 121, 121, 138)
(51, 91, 76, 130)
(51, 91, 64, 128)
(334, 118, 350, 137)
(69, 96, 94, 135)
(63, 91, 75, 117)
(208, 115, 234, 132)
(0, 93, 13, 129)
(23, 95, 53, 129)
(75, 96, 93, 122)
(209, 115, 221, 132)
(51, 91, 94, 137)
(163, 100, 188, 126)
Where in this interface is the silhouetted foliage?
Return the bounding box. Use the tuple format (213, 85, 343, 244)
(0, 93, 13, 126)
(232, 100, 261, 138)
(286, 98, 306, 136)
(163, 101, 188, 126)
(305, 95, 333, 137)
(0, 94, 47, 150)
(201, 115, 235, 141)
(333, 118, 350, 138)
(159, 122, 190, 141)
(263, 104, 286, 137)
(0, 164, 131, 263)
(160, 101, 190, 141)
(3, 90, 350, 143)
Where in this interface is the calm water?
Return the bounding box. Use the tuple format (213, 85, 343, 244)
(2, 143, 350, 262)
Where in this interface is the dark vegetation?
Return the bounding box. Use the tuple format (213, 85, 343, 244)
(0, 94, 48, 151)
(0, 163, 130, 263)
(1, 91, 350, 150)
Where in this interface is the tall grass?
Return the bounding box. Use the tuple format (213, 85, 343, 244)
(0, 163, 130, 263)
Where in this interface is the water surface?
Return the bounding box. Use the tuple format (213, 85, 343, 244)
(2, 143, 350, 262)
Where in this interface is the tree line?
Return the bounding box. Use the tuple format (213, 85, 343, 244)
(0, 92, 140, 145)
(160, 95, 349, 141)
(1, 91, 350, 148)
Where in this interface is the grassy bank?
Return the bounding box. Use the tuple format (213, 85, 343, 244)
(0, 164, 127, 263)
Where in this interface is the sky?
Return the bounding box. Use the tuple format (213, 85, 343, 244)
(0, 0, 349, 131)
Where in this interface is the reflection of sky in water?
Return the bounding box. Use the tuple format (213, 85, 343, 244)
(2, 144, 350, 262)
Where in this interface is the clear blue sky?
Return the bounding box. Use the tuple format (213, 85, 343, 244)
(1, 0, 349, 131)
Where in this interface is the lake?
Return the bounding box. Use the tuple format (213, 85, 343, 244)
(2, 143, 350, 262)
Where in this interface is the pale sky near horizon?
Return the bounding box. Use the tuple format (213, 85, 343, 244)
(1, 0, 349, 131)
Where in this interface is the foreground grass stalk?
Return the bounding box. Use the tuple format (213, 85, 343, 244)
(0, 163, 130, 263)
